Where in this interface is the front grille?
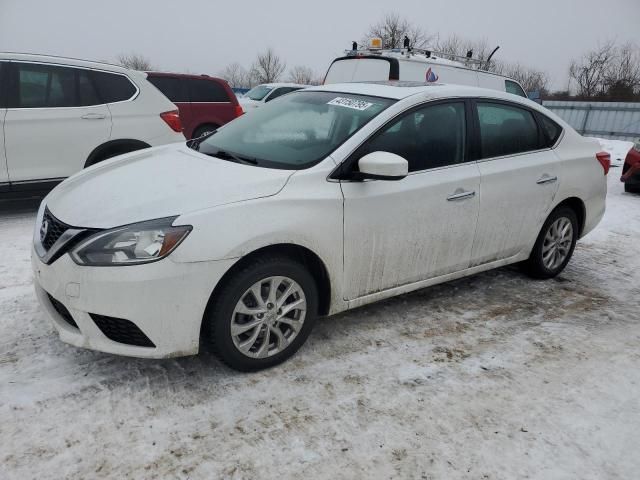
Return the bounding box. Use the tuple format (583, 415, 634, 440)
(90, 314, 156, 348)
(41, 208, 71, 251)
(47, 294, 79, 329)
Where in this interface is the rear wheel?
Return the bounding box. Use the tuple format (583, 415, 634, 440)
(522, 207, 578, 279)
(203, 255, 318, 371)
(624, 183, 640, 194)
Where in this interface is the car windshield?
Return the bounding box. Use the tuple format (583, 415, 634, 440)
(245, 85, 273, 100)
(198, 91, 395, 169)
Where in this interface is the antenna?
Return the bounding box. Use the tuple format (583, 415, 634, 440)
(486, 46, 500, 67)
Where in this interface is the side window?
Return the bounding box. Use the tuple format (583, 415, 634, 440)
(188, 78, 229, 102)
(363, 102, 466, 172)
(477, 102, 540, 158)
(147, 76, 187, 102)
(16, 63, 76, 108)
(266, 87, 297, 102)
(505, 80, 527, 97)
(91, 71, 137, 103)
(537, 113, 562, 147)
(77, 70, 101, 106)
(0, 62, 4, 108)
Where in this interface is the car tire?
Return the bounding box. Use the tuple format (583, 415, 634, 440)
(192, 125, 218, 140)
(521, 207, 579, 279)
(624, 183, 640, 194)
(203, 255, 318, 372)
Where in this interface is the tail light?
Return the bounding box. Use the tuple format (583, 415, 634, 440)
(160, 110, 182, 132)
(234, 105, 244, 117)
(596, 151, 610, 175)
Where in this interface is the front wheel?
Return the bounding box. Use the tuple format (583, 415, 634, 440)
(522, 207, 578, 279)
(203, 255, 318, 371)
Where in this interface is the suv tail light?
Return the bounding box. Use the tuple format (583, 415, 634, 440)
(596, 151, 611, 175)
(160, 110, 182, 132)
(234, 105, 244, 117)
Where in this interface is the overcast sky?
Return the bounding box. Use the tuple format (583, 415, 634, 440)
(1, 0, 638, 90)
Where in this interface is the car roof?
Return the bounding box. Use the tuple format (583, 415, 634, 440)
(306, 81, 534, 104)
(0, 51, 133, 75)
(258, 82, 309, 88)
(146, 71, 227, 83)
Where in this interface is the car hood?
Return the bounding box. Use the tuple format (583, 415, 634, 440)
(238, 97, 261, 109)
(45, 144, 294, 229)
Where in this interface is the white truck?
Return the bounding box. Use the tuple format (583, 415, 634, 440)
(324, 39, 527, 97)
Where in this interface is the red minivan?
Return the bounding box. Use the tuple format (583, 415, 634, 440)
(146, 72, 243, 139)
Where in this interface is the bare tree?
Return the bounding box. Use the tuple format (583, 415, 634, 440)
(604, 41, 640, 99)
(364, 13, 434, 49)
(501, 63, 549, 94)
(250, 48, 286, 84)
(287, 65, 316, 85)
(219, 62, 253, 88)
(569, 41, 615, 98)
(116, 53, 154, 71)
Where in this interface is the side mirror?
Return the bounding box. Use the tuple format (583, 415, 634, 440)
(356, 151, 408, 181)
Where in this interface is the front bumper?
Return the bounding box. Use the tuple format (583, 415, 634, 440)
(32, 248, 237, 358)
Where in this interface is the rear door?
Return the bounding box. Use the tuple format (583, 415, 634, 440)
(470, 100, 559, 266)
(0, 62, 9, 188)
(4, 62, 111, 182)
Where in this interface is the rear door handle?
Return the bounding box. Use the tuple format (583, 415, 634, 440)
(81, 113, 107, 120)
(447, 190, 476, 201)
(536, 175, 557, 185)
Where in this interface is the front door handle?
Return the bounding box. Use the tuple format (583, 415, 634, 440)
(536, 175, 558, 185)
(447, 190, 476, 201)
(81, 113, 107, 120)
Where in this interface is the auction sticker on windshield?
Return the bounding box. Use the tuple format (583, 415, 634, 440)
(327, 97, 373, 111)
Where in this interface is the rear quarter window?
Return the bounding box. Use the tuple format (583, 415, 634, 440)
(188, 78, 230, 102)
(91, 71, 137, 103)
(537, 113, 563, 147)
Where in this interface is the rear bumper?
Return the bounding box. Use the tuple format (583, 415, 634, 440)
(32, 248, 236, 358)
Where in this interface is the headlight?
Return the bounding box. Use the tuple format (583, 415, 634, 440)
(71, 217, 191, 266)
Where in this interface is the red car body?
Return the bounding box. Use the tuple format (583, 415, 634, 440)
(146, 72, 243, 139)
(621, 142, 640, 193)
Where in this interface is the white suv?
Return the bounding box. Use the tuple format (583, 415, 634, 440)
(32, 82, 608, 371)
(0, 53, 185, 195)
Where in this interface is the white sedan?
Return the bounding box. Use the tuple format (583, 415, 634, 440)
(238, 83, 307, 112)
(32, 82, 609, 371)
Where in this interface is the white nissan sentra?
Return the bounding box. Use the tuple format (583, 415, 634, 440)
(32, 82, 609, 371)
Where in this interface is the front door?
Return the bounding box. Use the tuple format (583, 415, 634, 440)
(341, 101, 480, 300)
(4, 62, 111, 183)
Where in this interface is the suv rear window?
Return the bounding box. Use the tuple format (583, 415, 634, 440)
(91, 71, 137, 103)
(147, 76, 188, 102)
(188, 78, 229, 102)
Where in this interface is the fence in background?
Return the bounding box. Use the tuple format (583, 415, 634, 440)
(542, 101, 640, 141)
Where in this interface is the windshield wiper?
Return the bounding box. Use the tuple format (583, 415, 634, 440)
(206, 150, 258, 166)
(186, 130, 218, 151)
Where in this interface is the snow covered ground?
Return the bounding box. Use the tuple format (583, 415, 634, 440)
(1, 142, 639, 479)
